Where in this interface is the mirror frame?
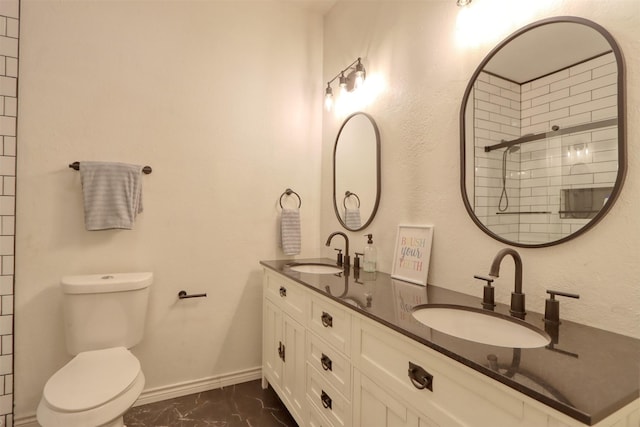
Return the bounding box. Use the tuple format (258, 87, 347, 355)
(459, 16, 627, 248)
(333, 112, 381, 231)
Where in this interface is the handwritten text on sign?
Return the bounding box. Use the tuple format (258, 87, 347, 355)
(399, 236, 428, 272)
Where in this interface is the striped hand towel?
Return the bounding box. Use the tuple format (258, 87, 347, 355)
(345, 208, 362, 229)
(80, 161, 144, 231)
(281, 208, 301, 255)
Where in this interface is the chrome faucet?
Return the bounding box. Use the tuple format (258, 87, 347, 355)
(488, 248, 526, 320)
(326, 231, 350, 268)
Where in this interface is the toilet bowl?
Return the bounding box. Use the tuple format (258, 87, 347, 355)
(37, 347, 145, 427)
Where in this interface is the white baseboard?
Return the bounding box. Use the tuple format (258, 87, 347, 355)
(133, 366, 262, 407)
(15, 366, 263, 427)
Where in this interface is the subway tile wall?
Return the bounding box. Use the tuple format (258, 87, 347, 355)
(0, 0, 17, 425)
(473, 72, 522, 242)
(473, 52, 618, 244)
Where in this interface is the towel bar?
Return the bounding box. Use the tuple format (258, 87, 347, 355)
(69, 161, 152, 174)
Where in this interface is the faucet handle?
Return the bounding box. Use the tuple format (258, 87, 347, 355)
(474, 275, 496, 310)
(334, 248, 343, 265)
(354, 252, 363, 270)
(474, 275, 494, 285)
(545, 290, 580, 324)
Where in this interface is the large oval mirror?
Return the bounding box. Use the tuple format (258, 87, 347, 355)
(333, 112, 381, 231)
(460, 16, 626, 247)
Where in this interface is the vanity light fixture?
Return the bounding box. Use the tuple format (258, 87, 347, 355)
(457, 0, 472, 6)
(324, 57, 366, 111)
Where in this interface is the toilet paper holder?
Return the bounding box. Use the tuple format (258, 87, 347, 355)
(178, 290, 207, 299)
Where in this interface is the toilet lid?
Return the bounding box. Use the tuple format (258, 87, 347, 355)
(43, 347, 141, 412)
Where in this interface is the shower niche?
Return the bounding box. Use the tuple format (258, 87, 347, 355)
(560, 187, 613, 220)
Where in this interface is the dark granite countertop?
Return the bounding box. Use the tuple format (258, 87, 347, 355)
(261, 258, 640, 426)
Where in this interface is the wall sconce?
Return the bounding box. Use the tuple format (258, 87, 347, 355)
(324, 57, 366, 111)
(457, 0, 472, 6)
(566, 143, 590, 161)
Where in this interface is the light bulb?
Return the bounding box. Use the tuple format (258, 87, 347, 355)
(338, 73, 348, 97)
(325, 93, 333, 111)
(324, 84, 333, 111)
(354, 59, 366, 89)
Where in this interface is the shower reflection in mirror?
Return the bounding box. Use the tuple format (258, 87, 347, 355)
(461, 17, 626, 247)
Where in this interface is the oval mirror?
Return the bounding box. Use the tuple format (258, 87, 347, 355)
(460, 17, 626, 247)
(333, 112, 381, 231)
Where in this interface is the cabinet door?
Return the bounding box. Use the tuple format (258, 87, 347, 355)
(354, 371, 440, 427)
(281, 312, 306, 425)
(263, 298, 283, 389)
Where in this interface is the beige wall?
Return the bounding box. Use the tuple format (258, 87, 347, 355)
(13, 0, 640, 423)
(15, 0, 324, 421)
(321, 0, 639, 338)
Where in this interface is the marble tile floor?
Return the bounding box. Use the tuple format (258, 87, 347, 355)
(124, 379, 298, 427)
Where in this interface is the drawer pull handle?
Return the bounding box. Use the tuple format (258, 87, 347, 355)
(278, 342, 286, 362)
(408, 361, 433, 391)
(321, 390, 332, 410)
(321, 311, 333, 328)
(279, 286, 287, 297)
(321, 353, 333, 371)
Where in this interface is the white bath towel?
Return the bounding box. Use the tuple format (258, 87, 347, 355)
(281, 208, 301, 255)
(345, 208, 362, 229)
(80, 161, 144, 231)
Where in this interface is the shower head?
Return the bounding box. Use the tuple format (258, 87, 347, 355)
(507, 145, 520, 154)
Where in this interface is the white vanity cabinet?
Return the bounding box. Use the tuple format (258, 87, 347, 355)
(262, 270, 307, 426)
(262, 267, 639, 427)
(305, 295, 353, 427)
(352, 312, 639, 427)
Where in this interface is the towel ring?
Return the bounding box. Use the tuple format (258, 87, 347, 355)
(343, 191, 360, 209)
(279, 188, 302, 209)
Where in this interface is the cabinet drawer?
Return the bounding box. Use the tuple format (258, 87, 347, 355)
(307, 332, 351, 399)
(264, 270, 307, 324)
(309, 295, 351, 356)
(356, 317, 524, 427)
(306, 399, 335, 427)
(307, 363, 351, 427)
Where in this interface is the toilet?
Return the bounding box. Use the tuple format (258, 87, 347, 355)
(37, 272, 153, 427)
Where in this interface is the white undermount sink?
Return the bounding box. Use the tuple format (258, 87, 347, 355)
(412, 304, 551, 348)
(287, 263, 343, 275)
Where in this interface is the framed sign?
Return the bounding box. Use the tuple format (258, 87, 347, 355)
(391, 225, 434, 286)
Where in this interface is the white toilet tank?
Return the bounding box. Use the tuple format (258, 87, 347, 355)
(61, 272, 153, 355)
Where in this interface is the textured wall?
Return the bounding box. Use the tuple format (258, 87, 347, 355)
(15, 1, 323, 422)
(322, 0, 639, 338)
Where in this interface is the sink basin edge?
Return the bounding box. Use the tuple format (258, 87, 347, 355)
(411, 304, 551, 349)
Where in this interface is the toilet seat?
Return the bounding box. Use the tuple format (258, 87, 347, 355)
(44, 347, 140, 412)
(37, 347, 145, 427)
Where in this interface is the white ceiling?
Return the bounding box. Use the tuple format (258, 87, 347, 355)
(483, 22, 613, 84)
